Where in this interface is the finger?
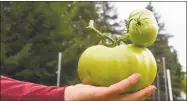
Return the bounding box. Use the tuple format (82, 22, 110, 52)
(116, 85, 157, 101)
(133, 85, 156, 101)
(139, 87, 156, 101)
(104, 73, 141, 96)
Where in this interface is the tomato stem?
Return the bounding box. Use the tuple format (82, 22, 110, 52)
(86, 20, 116, 47)
(115, 33, 130, 45)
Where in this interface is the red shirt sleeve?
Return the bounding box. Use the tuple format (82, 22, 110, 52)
(1, 75, 67, 101)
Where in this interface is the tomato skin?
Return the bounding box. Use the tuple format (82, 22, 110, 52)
(128, 8, 158, 47)
(78, 44, 157, 93)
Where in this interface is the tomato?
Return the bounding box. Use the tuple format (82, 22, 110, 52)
(126, 8, 159, 47)
(78, 44, 157, 93)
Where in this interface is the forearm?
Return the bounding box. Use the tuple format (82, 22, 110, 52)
(1, 76, 66, 101)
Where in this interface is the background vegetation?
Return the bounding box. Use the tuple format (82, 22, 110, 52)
(1, 1, 186, 101)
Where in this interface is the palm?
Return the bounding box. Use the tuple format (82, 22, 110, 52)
(64, 74, 156, 101)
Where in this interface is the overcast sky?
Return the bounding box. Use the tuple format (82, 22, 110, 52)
(112, 2, 186, 72)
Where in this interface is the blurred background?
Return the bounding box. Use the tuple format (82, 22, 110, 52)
(1, 1, 186, 101)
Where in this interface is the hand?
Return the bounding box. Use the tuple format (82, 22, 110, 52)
(64, 73, 156, 101)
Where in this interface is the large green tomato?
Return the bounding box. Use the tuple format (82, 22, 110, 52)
(127, 8, 158, 47)
(78, 44, 157, 93)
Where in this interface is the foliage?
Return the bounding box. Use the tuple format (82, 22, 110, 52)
(1, 3, 184, 101)
(1, 2, 81, 85)
(96, 1, 123, 34)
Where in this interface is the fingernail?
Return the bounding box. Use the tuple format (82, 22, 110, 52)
(147, 86, 157, 96)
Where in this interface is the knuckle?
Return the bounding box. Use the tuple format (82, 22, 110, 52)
(135, 92, 150, 100)
(116, 86, 124, 93)
(126, 78, 135, 85)
(144, 91, 150, 96)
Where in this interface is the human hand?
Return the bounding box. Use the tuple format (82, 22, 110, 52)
(64, 73, 156, 101)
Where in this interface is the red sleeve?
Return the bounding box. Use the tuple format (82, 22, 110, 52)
(1, 75, 67, 101)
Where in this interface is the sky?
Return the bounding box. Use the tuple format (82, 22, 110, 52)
(112, 2, 186, 72)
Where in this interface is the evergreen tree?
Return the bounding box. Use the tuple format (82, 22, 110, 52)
(1, 1, 105, 86)
(96, 1, 123, 35)
(1, 2, 81, 85)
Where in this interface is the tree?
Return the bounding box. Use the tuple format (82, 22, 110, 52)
(1, 2, 81, 85)
(1, 1, 108, 86)
(95, 1, 123, 35)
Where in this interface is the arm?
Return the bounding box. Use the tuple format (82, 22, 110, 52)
(1, 76, 66, 101)
(1, 73, 156, 101)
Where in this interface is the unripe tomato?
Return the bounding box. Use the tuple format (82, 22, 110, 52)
(127, 8, 158, 47)
(78, 44, 157, 93)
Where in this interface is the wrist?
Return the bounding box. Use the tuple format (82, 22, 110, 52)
(64, 85, 74, 101)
